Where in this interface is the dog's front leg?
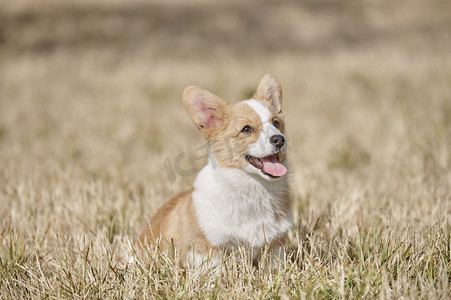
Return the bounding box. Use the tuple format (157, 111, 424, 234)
(186, 247, 222, 276)
(268, 245, 287, 271)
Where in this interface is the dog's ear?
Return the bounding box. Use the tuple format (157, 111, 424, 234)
(183, 86, 229, 136)
(253, 73, 282, 114)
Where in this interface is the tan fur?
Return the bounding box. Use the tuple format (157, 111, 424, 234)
(209, 102, 262, 169)
(253, 73, 283, 114)
(138, 189, 214, 263)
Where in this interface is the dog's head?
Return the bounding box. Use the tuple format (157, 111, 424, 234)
(183, 74, 288, 181)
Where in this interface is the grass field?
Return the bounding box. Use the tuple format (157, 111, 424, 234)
(1, 0, 450, 298)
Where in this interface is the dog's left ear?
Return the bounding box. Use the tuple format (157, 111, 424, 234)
(253, 73, 282, 114)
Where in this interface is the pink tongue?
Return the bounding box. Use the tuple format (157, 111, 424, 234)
(261, 156, 287, 177)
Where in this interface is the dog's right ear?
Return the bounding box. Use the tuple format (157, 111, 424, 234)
(183, 86, 229, 137)
(253, 73, 283, 114)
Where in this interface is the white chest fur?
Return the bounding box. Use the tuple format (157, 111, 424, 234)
(192, 162, 292, 256)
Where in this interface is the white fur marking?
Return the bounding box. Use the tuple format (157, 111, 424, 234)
(244, 99, 271, 124)
(244, 99, 284, 159)
(193, 158, 292, 258)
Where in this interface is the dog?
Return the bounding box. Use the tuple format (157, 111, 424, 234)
(138, 74, 292, 269)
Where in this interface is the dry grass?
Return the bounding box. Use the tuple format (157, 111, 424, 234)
(1, 0, 450, 298)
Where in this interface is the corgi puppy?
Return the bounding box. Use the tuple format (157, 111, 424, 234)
(139, 74, 292, 268)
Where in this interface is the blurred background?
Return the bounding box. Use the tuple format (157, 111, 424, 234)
(0, 0, 450, 237)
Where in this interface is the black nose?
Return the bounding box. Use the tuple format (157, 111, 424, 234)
(270, 135, 285, 149)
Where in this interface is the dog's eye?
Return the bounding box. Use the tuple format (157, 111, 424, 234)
(241, 125, 253, 133)
(273, 120, 280, 129)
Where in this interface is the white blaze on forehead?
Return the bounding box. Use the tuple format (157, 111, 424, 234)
(244, 99, 280, 135)
(243, 99, 271, 124)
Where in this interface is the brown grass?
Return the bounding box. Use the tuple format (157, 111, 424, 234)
(1, 0, 450, 298)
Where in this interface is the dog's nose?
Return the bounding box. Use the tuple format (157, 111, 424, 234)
(270, 135, 285, 149)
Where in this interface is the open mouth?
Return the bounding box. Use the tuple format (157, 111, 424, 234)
(246, 153, 287, 178)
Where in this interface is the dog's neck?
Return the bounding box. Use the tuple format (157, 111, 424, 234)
(192, 158, 292, 250)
